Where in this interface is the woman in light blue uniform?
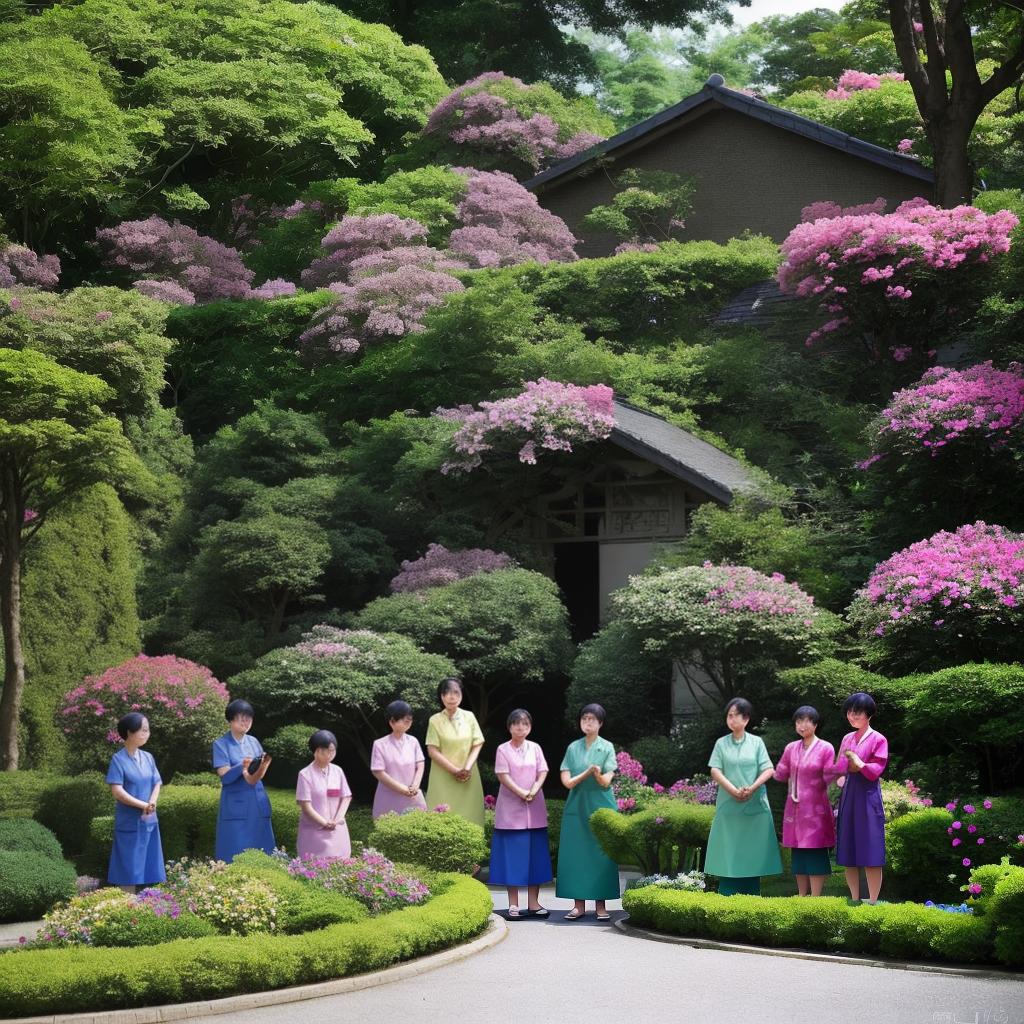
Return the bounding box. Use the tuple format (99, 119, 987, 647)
(106, 713, 165, 889)
(212, 699, 275, 862)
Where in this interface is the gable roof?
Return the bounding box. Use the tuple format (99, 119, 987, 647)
(610, 399, 754, 504)
(526, 74, 934, 192)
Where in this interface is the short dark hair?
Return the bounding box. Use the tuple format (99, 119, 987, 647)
(437, 677, 462, 704)
(225, 699, 255, 722)
(308, 729, 338, 753)
(386, 700, 413, 722)
(725, 697, 753, 721)
(117, 712, 147, 740)
(507, 708, 532, 728)
(579, 703, 606, 724)
(843, 692, 877, 718)
(793, 705, 821, 725)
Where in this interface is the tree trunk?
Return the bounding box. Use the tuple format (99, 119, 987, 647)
(0, 470, 25, 771)
(929, 114, 975, 208)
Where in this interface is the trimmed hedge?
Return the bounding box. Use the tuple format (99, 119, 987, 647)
(622, 887, 1003, 965)
(590, 800, 715, 875)
(0, 873, 493, 1017)
(0, 819, 63, 861)
(0, 851, 78, 923)
(370, 810, 488, 873)
(990, 869, 1024, 966)
(34, 773, 109, 857)
(0, 772, 65, 821)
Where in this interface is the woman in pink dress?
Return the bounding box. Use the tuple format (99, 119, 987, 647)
(490, 709, 552, 918)
(773, 705, 837, 896)
(295, 730, 352, 859)
(370, 700, 427, 819)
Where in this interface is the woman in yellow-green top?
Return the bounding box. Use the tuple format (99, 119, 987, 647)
(425, 677, 485, 827)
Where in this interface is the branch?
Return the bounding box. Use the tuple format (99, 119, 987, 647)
(979, 34, 1024, 105)
(137, 144, 197, 202)
(888, 0, 932, 114)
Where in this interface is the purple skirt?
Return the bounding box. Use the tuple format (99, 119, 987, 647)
(835, 773, 885, 867)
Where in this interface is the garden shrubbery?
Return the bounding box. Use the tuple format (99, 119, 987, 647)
(0, 819, 63, 861)
(0, 851, 78, 923)
(590, 800, 715, 875)
(370, 809, 489, 873)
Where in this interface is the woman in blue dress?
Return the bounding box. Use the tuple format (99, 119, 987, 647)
(213, 699, 275, 862)
(106, 713, 165, 890)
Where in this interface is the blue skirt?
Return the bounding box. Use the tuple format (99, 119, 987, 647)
(109, 814, 166, 886)
(489, 828, 553, 886)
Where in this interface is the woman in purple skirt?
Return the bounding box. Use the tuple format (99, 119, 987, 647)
(831, 692, 888, 904)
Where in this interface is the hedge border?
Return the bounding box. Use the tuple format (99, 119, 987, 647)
(0, 875, 494, 1018)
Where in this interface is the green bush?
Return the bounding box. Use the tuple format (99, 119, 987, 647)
(0, 874, 493, 1017)
(263, 723, 319, 773)
(0, 772, 60, 820)
(627, 736, 686, 785)
(166, 772, 219, 787)
(989, 867, 1024, 966)
(0, 819, 63, 860)
(590, 800, 715, 875)
(34, 773, 109, 857)
(0, 851, 78, 923)
(91, 907, 218, 947)
(369, 810, 488, 873)
(775, 659, 890, 736)
(622, 887, 995, 963)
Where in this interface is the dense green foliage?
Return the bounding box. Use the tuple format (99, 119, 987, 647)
(0, 850, 78, 923)
(369, 809, 489, 873)
(0, 818, 63, 861)
(591, 801, 715, 876)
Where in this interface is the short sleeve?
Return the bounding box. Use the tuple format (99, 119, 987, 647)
(211, 736, 230, 769)
(535, 743, 549, 774)
(601, 741, 617, 774)
(412, 737, 425, 763)
(708, 738, 724, 771)
(295, 769, 313, 803)
(560, 742, 575, 773)
(250, 736, 265, 756)
(370, 740, 386, 772)
(468, 713, 484, 746)
(105, 752, 125, 786)
(495, 744, 511, 775)
(755, 737, 773, 774)
(425, 715, 441, 748)
(337, 768, 351, 799)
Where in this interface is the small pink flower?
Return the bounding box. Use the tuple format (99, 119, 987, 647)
(983, 799, 992, 809)
(977, 837, 985, 845)
(968, 883, 982, 895)
(952, 820, 962, 829)
(963, 803, 975, 814)
(967, 824, 977, 834)
(962, 858, 971, 867)
(952, 838, 962, 847)
(945, 802, 957, 812)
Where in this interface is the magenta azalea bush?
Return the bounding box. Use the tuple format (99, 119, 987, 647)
(825, 69, 905, 100)
(58, 655, 229, 776)
(612, 750, 717, 814)
(301, 214, 430, 288)
(848, 522, 1024, 665)
(860, 361, 1024, 466)
(777, 199, 1018, 362)
(0, 242, 61, 290)
(389, 543, 513, 593)
(286, 849, 429, 914)
(437, 378, 615, 474)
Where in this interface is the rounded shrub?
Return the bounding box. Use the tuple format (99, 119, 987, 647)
(0, 851, 78, 922)
(34, 772, 109, 857)
(369, 809, 488, 873)
(628, 736, 686, 785)
(0, 819, 63, 860)
(989, 866, 1024, 966)
(264, 723, 319, 772)
(590, 800, 715, 876)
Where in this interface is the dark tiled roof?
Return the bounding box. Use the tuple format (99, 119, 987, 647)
(526, 75, 934, 192)
(611, 400, 754, 504)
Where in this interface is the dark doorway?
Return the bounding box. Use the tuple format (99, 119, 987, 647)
(553, 542, 601, 643)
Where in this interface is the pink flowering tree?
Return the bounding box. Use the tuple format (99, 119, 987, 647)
(389, 543, 513, 592)
(58, 655, 229, 777)
(437, 378, 614, 474)
(449, 169, 578, 267)
(611, 563, 840, 708)
(0, 242, 61, 290)
(777, 199, 1019, 369)
(848, 522, 1024, 669)
(824, 69, 905, 100)
(301, 214, 430, 288)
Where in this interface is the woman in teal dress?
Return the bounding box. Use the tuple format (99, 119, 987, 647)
(557, 703, 619, 920)
(705, 697, 782, 896)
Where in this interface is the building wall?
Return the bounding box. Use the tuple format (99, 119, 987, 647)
(535, 104, 931, 257)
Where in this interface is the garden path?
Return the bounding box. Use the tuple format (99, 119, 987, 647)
(205, 875, 1024, 1024)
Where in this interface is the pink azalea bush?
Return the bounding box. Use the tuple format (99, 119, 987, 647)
(301, 214, 430, 288)
(286, 849, 429, 914)
(800, 198, 886, 222)
(778, 199, 1018, 361)
(860, 361, 1024, 466)
(612, 750, 718, 814)
(389, 543, 514, 593)
(437, 378, 614, 474)
(848, 522, 1024, 653)
(58, 655, 229, 776)
(0, 242, 61, 290)
(825, 69, 905, 100)
(449, 168, 578, 267)
(248, 278, 297, 299)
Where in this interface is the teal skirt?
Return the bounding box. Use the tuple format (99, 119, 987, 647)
(791, 847, 831, 875)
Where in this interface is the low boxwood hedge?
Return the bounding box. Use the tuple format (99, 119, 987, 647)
(34, 773, 109, 857)
(0, 772, 63, 820)
(622, 884, 1019, 967)
(0, 851, 78, 923)
(0, 819, 63, 861)
(370, 810, 488, 873)
(0, 873, 494, 1017)
(590, 800, 715, 875)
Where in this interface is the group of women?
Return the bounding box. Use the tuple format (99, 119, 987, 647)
(104, 679, 888, 910)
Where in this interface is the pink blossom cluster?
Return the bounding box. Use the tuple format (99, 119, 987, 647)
(293, 626, 382, 667)
(229, 195, 328, 249)
(945, 799, 990, 882)
(301, 214, 430, 288)
(424, 72, 603, 173)
(248, 278, 297, 299)
(703, 563, 818, 621)
(287, 849, 429, 914)
(800, 198, 886, 223)
(389, 543, 514, 593)
(862, 361, 1024, 462)
(616, 750, 648, 784)
(825, 69, 905, 99)
(853, 522, 1024, 638)
(438, 378, 614, 474)
(0, 243, 61, 290)
(778, 200, 1018, 352)
(449, 169, 578, 267)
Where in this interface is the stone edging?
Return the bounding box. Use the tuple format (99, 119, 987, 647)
(11, 914, 508, 1024)
(613, 917, 1022, 979)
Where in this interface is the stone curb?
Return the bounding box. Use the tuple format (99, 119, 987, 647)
(613, 918, 1023, 980)
(9, 914, 508, 1024)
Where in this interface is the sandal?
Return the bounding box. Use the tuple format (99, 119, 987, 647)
(596, 912, 611, 921)
(529, 907, 549, 917)
(507, 906, 521, 918)
(565, 908, 585, 920)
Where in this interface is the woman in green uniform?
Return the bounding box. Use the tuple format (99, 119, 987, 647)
(556, 703, 619, 920)
(705, 697, 782, 895)
(425, 677, 485, 827)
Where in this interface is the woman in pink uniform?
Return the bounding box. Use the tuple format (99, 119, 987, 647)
(370, 700, 427, 819)
(489, 709, 552, 918)
(295, 730, 352, 859)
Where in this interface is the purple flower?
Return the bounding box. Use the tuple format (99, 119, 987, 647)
(952, 838, 962, 847)
(977, 837, 985, 845)
(983, 799, 992, 809)
(962, 858, 972, 867)
(963, 804, 976, 814)
(390, 544, 513, 593)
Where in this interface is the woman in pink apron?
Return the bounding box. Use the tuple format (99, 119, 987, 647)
(296, 729, 352, 859)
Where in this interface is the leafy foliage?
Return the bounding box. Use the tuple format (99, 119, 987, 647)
(369, 808, 488, 873)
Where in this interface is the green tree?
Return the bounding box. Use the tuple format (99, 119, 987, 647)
(0, 349, 138, 770)
(580, 169, 696, 246)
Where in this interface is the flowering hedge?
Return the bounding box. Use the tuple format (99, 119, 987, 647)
(389, 542, 513, 592)
(437, 378, 614, 474)
(58, 655, 229, 777)
(825, 69, 904, 100)
(287, 849, 429, 914)
(848, 522, 1024, 666)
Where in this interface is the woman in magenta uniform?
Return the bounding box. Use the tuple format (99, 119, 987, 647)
(296, 729, 352, 859)
(833, 691, 889, 904)
(370, 700, 427, 819)
(773, 705, 836, 896)
(490, 709, 552, 918)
